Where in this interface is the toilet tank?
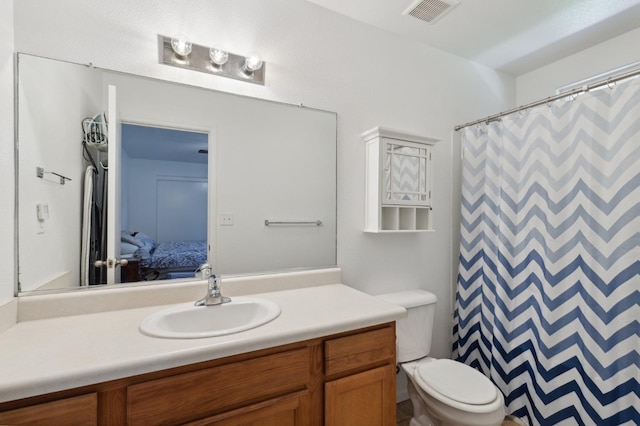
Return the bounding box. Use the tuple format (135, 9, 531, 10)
(376, 290, 437, 363)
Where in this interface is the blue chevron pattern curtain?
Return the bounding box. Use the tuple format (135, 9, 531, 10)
(453, 78, 640, 425)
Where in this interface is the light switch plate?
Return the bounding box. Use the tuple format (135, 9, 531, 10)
(220, 212, 234, 226)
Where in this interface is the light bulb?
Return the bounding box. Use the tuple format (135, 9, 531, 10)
(209, 48, 228, 66)
(244, 54, 263, 73)
(171, 35, 192, 57)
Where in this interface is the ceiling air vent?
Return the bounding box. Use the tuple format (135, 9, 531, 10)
(403, 0, 460, 24)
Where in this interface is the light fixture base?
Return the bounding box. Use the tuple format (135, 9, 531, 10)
(158, 35, 265, 86)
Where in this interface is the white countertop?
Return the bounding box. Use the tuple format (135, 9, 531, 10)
(0, 283, 405, 403)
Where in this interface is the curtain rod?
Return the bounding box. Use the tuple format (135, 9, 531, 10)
(454, 67, 640, 131)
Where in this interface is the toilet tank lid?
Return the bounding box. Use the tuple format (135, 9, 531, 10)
(376, 290, 437, 309)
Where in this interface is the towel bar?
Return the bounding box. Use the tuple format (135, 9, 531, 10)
(264, 220, 322, 226)
(36, 167, 72, 185)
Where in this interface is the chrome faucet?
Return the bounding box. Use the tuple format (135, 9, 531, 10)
(195, 274, 231, 306)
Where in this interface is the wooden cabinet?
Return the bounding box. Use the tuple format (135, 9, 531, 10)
(184, 391, 307, 426)
(363, 127, 438, 233)
(324, 327, 396, 426)
(0, 393, 97, 425)
(326, 366, 396, 426)
(0, 324, 395, 426)
(127, 348, 310, 425)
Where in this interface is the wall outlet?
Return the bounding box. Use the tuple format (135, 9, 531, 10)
(220, 212, 234, 226)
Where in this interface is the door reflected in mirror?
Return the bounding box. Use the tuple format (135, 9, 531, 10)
(17, 53, 337, 294)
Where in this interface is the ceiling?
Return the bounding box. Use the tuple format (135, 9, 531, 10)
(122, 124, 208, 164)
(305, 0, 640, 76)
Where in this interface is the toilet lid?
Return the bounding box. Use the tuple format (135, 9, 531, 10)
(416, 359, 497, 405)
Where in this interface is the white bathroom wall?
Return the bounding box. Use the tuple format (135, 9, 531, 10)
(517, 27, 640, 104)
(16, 55, 103, 292)
(0, 1, 15, 304)
(10, 0, 515, 358)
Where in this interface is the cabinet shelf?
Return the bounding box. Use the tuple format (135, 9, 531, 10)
(364, 207, 434, 233)
(363, 127, 438, 233)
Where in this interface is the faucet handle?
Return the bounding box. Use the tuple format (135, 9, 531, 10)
(196, 263, 212, 280)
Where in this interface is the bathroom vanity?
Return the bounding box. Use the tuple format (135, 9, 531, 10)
(0, 269, 404, 425)
(0, 323, 395, 425)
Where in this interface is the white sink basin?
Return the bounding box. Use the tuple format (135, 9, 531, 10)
(140, 297, 281, 339)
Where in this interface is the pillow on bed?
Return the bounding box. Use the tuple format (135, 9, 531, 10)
(134, 232, 156, 247)
(121, 231, 143, 247)
(120, 242, 138, 255)
(121, 231, 158, 249)
(133, 234, 157, 259)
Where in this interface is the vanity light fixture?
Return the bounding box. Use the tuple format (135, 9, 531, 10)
(159, 35, 265, 85)
(170, 35, 192, 57)
(209, 48, 229, 66)
(244, 54, 263, 74)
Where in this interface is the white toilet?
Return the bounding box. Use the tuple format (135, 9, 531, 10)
(377, 290, 505, 426)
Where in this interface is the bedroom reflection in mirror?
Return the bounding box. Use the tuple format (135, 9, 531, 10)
(86, 123, 209, 285)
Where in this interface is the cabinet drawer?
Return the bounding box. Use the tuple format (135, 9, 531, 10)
(0, 393, 97, 425)
(127, 348, 309, 425)
(324, 326, 395, 377)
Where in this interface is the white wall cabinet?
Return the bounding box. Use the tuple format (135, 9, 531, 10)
(363, 127, 438, 233)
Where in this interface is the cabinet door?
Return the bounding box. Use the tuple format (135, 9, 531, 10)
(0, 393, 97, 426)
(382, 139, 431, 207)
(325, 365, 395, 426)
(184, 391, 307, 426)
(127, 348, 309, 424)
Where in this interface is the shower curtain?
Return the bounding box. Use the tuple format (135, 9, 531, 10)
(453, 78, 639, 425)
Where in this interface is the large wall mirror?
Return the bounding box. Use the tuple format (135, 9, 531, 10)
(16, 53, 337, 295)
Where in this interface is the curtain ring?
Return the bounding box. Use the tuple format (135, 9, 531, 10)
(607, 79, 616, 89)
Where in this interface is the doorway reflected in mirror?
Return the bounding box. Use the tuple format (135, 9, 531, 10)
(117, 124, 208, 284)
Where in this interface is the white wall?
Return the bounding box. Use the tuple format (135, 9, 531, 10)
(517, 27, 640, 104)
(0, 2, 14, 303)
(16, 55, 103, 292)
(10, 0, 515, 359)
(125, 158, 207, 241)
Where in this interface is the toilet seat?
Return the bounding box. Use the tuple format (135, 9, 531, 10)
(412, 359, 502, 413)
